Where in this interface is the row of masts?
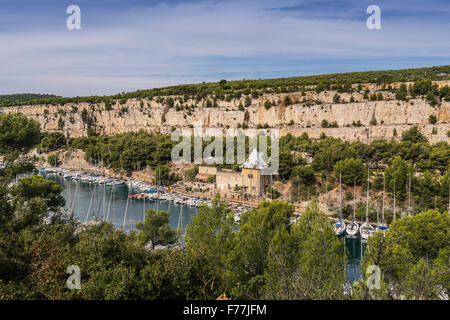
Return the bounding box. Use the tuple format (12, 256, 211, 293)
(333, 168, 422, 240)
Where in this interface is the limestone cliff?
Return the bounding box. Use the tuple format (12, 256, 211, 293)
(1, 80, 449, 143)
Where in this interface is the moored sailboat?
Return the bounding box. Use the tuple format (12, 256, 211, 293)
(360, 168, 374, 240)
(334, 171, 346, 236)
(376, 177, 388, 233)
(346, 179, 359, 238)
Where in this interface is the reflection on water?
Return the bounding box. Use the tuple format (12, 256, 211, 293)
(44, 173, 197, 233)
(345, 237, 364, 284)
(44, 172, 363, 283)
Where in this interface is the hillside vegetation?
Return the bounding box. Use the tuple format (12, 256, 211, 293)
(1, 65, 449, 107)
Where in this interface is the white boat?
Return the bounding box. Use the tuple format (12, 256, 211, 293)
(63, 173, 73, 179)
(110, 179, 125, 186)
(346, 180, 359, 238)
(150, 193, 160, 200)
(376, 179, 389, 233)
(80, 176, 91, 183)
(361, 168, 374, 240)
(334, 171, 346, 236)
(360, 222, 375, 240)
(334, 218, 346, 236)
(346, 220, 359, 238)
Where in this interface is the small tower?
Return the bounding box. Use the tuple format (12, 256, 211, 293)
(240, 149, 271, 197)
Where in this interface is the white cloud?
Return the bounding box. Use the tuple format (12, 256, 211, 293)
(0, 0, 448, 96)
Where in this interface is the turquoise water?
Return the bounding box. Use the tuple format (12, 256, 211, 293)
(44, 173, 363, 283)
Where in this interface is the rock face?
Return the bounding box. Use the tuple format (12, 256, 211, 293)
(1, 80, 449, 143)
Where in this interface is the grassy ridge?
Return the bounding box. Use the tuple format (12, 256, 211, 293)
(0, 93, 59, 105)
(1, 65, 449, 107)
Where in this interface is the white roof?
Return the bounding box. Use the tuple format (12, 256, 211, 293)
(240, 149, 268, 170)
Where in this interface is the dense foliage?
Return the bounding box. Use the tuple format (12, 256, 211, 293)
(0, 93, 58, 107)
(0, 113, 41, 156)
(356, 210, 449, 299)
(0, 115, 448, 300)
(1, 66, 449, 107)
(70, 130, 174, 174)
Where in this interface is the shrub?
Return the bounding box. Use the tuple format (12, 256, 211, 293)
(401, 126, 427, 143)
(429, 114, 437, 124)
(333, 94, 341, 103)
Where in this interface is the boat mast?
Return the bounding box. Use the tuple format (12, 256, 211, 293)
(326, 175, 328, 214)
(143, 193, 146, 223)
(85, 184, 96, 224)
(70, 181, 79, 214)
(68, 180, 71, 214)
(242, 170, 245, 207)
(123, 181, 130, 230)
(353, 178, 356, 221)
(393, 177, 396, 221)
(376, 207, 379, 224)
(106, 184, 114, 222)
(339, 170, 342, 219)
(102, 182, 106, 220)
(382, 177, 385, 224)
(365, 168, 370, 224)
(408, 173, 411, 216)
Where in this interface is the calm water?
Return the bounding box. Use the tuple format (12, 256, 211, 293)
(346, 237, 364, 284)
(43, 172, 363, 284)
(43, 173, 197, 233)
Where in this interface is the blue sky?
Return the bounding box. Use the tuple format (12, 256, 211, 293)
(0, 0, 449, 96)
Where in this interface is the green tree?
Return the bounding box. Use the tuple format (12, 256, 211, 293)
(39, 132, 67, 153)
(264, 202, 347, 299)
(401, 126, 428, 143)
(244, 96, 252, 108)
(359, 210, 449, 300)
(47, 154, 59, 167)
(385, 156, 414, 202)
(185, 198, 235, 298)
(229, 201, 294, 299)
(429, 114, 437, 124)
(152, 165, 180, 186)
(290, 165, 316, 185)
(395, 84, 408, 100)
(11, 175, 65, 213)
(136, 209, 178, 249)
(0, 113, 41, 156)
(334, 158, 366, 185)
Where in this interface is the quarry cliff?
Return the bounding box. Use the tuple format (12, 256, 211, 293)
(1, 80, 449, 143)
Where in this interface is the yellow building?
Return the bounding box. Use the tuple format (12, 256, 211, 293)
(198, 149, 273, 199)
